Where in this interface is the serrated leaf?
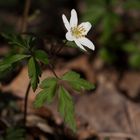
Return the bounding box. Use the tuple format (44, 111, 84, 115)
(0, 54, 29, 72)
(34, 50, 49, 64)
(0, 64, 11, 72)
(28, 57, 41, 91)
(62, 71, 95, 91)
(2, 33, 36, 49)
(0, 54, 29, 65)
(40, 77, 57, 88)
(58, 86, 76, 131)
(34, 78, 57, 108)
(2, 33, 25, 48)
(34, 78, 57, 106)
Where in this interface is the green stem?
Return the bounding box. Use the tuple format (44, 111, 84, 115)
(23, 82, 31, 126)
(49, 64, 60, 79)
(48, 41, 68, 79)
(56, 40, 68, 54)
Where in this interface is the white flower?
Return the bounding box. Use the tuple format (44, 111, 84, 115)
(62, 9, 95, 51)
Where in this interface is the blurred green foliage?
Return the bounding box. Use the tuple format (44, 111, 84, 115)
(83, 0, 140, 70)
(1, 127, 25, 140)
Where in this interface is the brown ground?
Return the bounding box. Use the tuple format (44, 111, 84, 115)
(1, 53, 140, 140)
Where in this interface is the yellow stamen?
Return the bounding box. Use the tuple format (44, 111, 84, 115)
(71, 26, 86, 38)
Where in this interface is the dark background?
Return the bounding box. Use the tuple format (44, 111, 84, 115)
(0, 0, 140, 140)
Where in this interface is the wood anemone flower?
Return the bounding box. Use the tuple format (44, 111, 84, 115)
(62, 9, 95, 51)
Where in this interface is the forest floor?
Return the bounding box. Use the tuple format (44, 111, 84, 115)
(1, 52, 140, 140)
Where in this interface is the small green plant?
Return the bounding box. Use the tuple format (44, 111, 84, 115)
(0, 9, 95, 132)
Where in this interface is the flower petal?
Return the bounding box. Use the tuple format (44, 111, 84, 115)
(62, 14, 71, 31)
(74, 39, 86, 51)
(66, 32, 74, 41)
(78, 37, 95, 51)
(78, 22, 92, 35)
(70, 9, 78, 27)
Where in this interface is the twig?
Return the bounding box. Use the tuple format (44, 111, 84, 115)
(21, 0, 31, 33)
(23, 82, 31, 126)
(98, 132, 138, 140)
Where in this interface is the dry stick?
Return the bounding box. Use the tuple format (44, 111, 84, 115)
(21, 0, 31, 33)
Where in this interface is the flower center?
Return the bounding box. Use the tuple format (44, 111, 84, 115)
(71, 26, 86, 38)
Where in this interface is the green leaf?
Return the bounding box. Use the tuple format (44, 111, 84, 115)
(34, 78, 57, 107)
(0, 54, 29, 72)
(0, 54, 29, 65)
(2, 33, 25, 48)
(28, 57, 41, 91)
(62, 71, 95, 91)
(24, 36, 36, 49)
(40, 77, 57, 88)
(0, 64, 11, 72)
(2, 33, 36, 49)
(58, 86, 76, 131)
(34, 50, 49, 64)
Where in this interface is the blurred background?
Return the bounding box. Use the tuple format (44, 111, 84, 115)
(0, 0, 140, 140)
